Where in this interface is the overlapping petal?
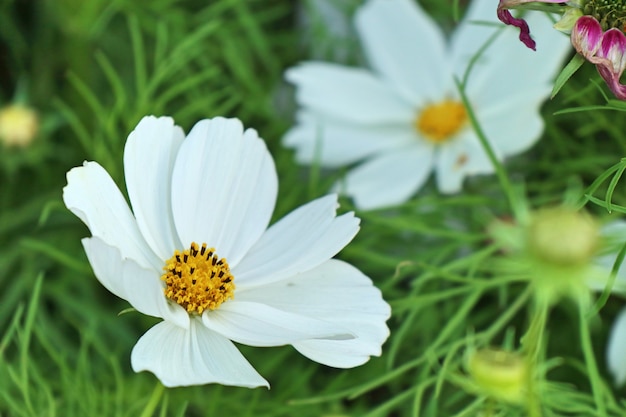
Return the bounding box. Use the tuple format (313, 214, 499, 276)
(355, 0, 448, 103)
(283, 111, 414, 168)
(131, 319, 268, 388)
(63, 161, 161, 270)
(233, 194, 359, 288)
(124, 116, 184, 260)
(285, 62, 414, 124)
(236, 259, 390, 367)
(82, 237, 189, 329)
(171, 117, 277, 265)
(478, 86, 550, 157)
(202, 301, 353, 347)
(435, 131, 492, 194)
(338, 145, 435, 210)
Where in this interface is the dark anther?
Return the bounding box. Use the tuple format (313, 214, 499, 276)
(176, 255, 181, 262)
(212, 257, 217, 266)
(190, 267, 195, 274)
(183, 254, 188, 262)
(223, 277, 231, 283)
(200, 246, 206, 255)
(219, 285, 225, 291)
(218, 271, 224, 278)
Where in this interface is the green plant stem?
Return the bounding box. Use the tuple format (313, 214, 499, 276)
(140, 382, 165, 417)
(455, 78, 519, 215)
(579, 303, 607, 417)
(520, 300, 550, 417)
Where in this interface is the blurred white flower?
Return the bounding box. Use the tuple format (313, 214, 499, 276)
(284, 0, 570, 210)
(63, 116, 390, 388)
(593, 220, 626, 386)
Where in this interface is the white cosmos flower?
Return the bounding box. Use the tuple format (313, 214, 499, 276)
(63, 116, 391, 388)
(593, 220, 626, 386)
(283, 0, 571, 210)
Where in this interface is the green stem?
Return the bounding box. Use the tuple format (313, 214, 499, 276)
(454, 78, 519, 216)
(579, 303, 607, 417)
(520, 300, 550, 417)
(139, 382, 165, 417)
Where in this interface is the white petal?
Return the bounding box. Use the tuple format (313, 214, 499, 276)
(601, 220, 626, 247)
(238, 259, 390, 368)
(478, 87, 550, 157)
(232, 194, 359, 289)
(285, 62, 414, 124)
(338, 144, 435, 210)
(124, 116, 184, 260)
(131, 319, 268, 388)
(456, 8, 570, 104)
(450, 0, 502, 73)
(171, 118, 277, 266)
(434, 131, 493, 194)
(283, 111, 415, 168)
(63, 161, 160, 270)
(202, 301, 352, 347)
(82, 237, 189, 329)
(608, 307, 626, 386)
(355, 0, 448, 104)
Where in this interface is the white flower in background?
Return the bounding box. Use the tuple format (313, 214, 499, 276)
(593, 220, 626, 386)
(284, 0, 571, 210)
(63, 116, 390, 388)
(607, 308, 626, 386)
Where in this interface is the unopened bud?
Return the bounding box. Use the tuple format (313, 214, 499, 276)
(467, 348, 528, 404)
(0, 104, 39, 147)
(527, 207, 598, 267)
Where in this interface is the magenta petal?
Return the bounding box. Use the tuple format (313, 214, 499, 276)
(496, 8, 536, 51)
(571, 16, 604, 59)
(597, 65, 626, 100)
(599, 29, 626, 73)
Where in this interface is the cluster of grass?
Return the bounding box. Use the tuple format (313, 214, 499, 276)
(2, 0, 626, 416)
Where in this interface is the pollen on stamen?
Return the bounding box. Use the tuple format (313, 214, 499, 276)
(415, 99, 467, 144)
(162, 242, 235, 314)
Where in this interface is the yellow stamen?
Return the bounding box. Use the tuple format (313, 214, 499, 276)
(415, 100, 467, 143)
(162, 242, 235, 314)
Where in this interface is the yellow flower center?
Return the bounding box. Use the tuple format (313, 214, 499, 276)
(415, 100, 467, 143)
(162, 242, 235, 314)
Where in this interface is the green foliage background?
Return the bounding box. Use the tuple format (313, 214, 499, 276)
(2, 0, 626, 416)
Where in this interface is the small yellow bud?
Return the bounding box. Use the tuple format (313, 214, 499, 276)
(527, 207, 598, 267)
(467, 348, 528, 404)
(0, 104, 39, 148)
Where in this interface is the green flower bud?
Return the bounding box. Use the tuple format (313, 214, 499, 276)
(467, 348, 528, 404)
(0, 104, 39, 148)
(527, 207, 598, 267)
